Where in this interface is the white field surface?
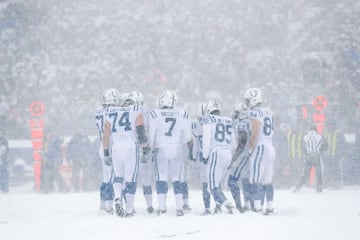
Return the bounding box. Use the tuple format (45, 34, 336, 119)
(0, 184, 359, 240)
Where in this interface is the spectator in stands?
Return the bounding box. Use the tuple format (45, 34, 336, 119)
(0, 136, 9, 193)
(0, 96, 10, 135)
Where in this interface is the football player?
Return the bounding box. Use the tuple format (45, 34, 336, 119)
(102, 91, 150, 217)
(131, 90, 155, 214)
(148, 90, 192, 216)
(95, 88, 121, 214)
(191, 102, 217, 215)
(227, 103, 253, 213)
(201, 100, 235, 214)
(244, 88, 276, 215)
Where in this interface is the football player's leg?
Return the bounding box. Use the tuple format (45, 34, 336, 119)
(155, 148, 168, 213)
(241, 178, 253, 210)
(124, 146, 140, 216)
(141, 160, 154, 212)
(228, 162, 242, 210)
(112, 146, 125, 216)
(170, 151, 185, 215)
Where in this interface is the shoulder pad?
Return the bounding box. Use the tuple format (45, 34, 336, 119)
(201, 115, 216, 124)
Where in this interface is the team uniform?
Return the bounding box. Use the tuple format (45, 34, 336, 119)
(227, 116, 252, 212)
(201, 102, 235, 213)
(139, 108, 155, 213)
(244, 87, 276, 215)
(148, 106, 192, 216)
(191, 118, 212, 215)
(104, 104, 145, 216)
(95, 106, 114, 214)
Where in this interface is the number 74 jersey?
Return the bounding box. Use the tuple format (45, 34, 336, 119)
(104, 105, 144, 146)
(148, 108, 192, 149)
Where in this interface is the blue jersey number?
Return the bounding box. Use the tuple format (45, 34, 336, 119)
(215, 123, 232, 143)
(165, 117, 176, 136)
(109, 112, 132, 132)
(263, 117, 273, 136)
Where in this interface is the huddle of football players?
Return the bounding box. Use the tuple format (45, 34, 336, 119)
(95, 87, 275, 217)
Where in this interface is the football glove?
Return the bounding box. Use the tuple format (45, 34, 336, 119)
(104, 156, 112, 166)
(202, 157, 209, 165)
(152, 148, 159, 162)
(103, 149, 112, 166)
(141, 146, 151, 163)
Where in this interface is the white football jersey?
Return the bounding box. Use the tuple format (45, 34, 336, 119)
(201, 114, 234, 159)
(104, 104, 144, 146)
(148, 108, 192, 148)
(249, 107, 274, 144)
(95, 106, 106, 141)
(191, 119, 203, 160)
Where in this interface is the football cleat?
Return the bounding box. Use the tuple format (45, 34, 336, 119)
(105, 207, 114, 215)
(114, 200, 126, 217)
(213, 204, 222, 214)
(147, 206, 154, 214)
(237, 206, 246, 213)
(263, 208, 274, 216)
(157, 209, 167, 215)
(226, 204, 234, 214)
(124, 210, 136, 218)
(176, 209, 184, 217)
(183, 204, 192, 211)
(251, 207, 262, 213)
(201, 209, 212, 216)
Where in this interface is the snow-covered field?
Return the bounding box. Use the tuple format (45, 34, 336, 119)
(1, 184, 359, 240)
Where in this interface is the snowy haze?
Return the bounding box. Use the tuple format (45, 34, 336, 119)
(1, 184, 360, 240)
(1, 0, 359, 137)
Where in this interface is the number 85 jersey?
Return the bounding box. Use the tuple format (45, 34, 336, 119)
(201, 114, 234, 159)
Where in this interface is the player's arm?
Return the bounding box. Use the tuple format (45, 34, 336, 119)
(248, 118, 260, 154)
(102, 120, 112, 166)
(135, 113, 149, 147)
(232, 130, 247, 161)
(201, 123, 212, 161)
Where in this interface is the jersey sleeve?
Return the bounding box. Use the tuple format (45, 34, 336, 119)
(147, 109, 158, 149)
(201, 120, 212, 159)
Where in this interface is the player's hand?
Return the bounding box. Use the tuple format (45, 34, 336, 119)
(103, 149, 112, 166)
(202, 157, 209, 165)
(141, 146, 151, 163)
(104, 156, 112, 166)
(191, 161, 199, 172)
(189, 151, 196, 161)
(152, 148, 159, 162)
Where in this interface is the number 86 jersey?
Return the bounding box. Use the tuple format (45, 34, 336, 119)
(249, 107, 274, 144)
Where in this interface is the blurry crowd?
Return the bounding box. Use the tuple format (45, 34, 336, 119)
(40, 130, 102, 193)
(0, 0, 359, 138)
(0, 0, 360, 190)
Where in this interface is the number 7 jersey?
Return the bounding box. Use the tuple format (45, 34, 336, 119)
(148, 108, 192, 149)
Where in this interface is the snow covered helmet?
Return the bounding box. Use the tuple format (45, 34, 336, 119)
(159, 90, 177, 109)
(244, 88, 263, 108)
(102, 88, 121, 106)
